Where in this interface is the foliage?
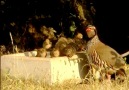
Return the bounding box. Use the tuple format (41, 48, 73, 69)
(0, 0, 95, 52)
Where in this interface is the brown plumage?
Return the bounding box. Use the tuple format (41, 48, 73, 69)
(40, 25, 49, 37)
(85, 25, 127, 81)
(54, 37, 68, 56)
(40, 26, 57, 41)
(62, 42, 77, 57)
(74, 32, 87, 51)
(74, 32, 83, 39)
(55, 33, 86, 57)
(28, 23, 36, 34)
(55, 36, 79, 57)
(36, 48, 47, 57)
(42, 39, 52, 50)
(0, 45, 6, 56)
(50, 48, 60, 57)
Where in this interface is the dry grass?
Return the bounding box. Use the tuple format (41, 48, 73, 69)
(1, 71, 129, 90)
(1, 64, 129, 90)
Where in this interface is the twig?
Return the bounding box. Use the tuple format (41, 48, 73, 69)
(9, 32, 15, 53)
(9, 32, 14, 45)
(121, 51, 129, 57)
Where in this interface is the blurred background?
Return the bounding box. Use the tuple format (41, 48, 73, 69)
(0, 0, 129, 63)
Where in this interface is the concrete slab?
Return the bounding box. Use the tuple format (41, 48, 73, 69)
(0, 51, 86, 85)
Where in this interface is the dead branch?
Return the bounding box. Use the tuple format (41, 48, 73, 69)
(121, 51, 129, 57)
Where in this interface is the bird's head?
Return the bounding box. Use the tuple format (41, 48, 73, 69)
(75, 32, 83, 39)
(85, 25, 97, 38)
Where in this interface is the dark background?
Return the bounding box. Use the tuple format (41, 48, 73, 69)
(94, 0, 129, 63)
(0, 0, 129, 63)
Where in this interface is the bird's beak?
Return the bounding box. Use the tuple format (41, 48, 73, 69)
(86, 28, 94, 32)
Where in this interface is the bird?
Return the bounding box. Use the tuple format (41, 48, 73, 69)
(36, 48, 47, 57)
(62, 42, 77, 57)
(50, 47, 60, 57)
(84, 25, 127, 81)
(0, 45, 6, 56)
(28, 23, 36, 34)
(73, 32, 87, 51)
(42, 38, 52, 51)
(54, 36, 68, 56)
(40, 26, 57, 41)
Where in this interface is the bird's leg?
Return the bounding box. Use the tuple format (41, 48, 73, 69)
(105, 73, 112, 83)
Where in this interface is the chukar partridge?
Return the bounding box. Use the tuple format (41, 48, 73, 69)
(36, 48, 47, 57)
(85, 25, 127, 81)
(0, 45, 6, 56)
(50, 47, 60, 57)
(54, 36, 68, 56)
(62, 42, 77, 57)
(42, 38, 52, 50)
(74, 32, 87, 51)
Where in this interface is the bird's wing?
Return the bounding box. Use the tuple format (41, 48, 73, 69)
(95, 44, 125, 68)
